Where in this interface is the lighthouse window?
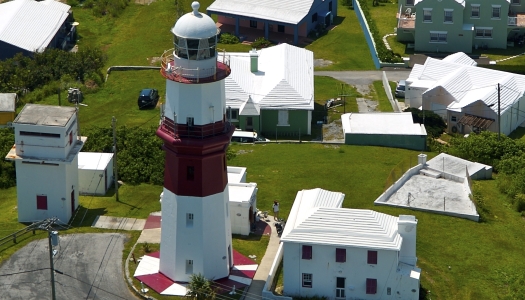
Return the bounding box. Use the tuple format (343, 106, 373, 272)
(187, 117, 194, 127)
(186, 38, 199, 60)
(186, 213, 194, 227)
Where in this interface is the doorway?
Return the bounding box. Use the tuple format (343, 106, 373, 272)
(246, 117, 253, 131)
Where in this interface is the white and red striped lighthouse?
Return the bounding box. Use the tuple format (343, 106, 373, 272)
(156, 1, 234, 282)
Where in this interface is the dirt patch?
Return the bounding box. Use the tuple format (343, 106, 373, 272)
(148, 56, 162, 65)
(356, 98, 378, 112)
(323, 120, 344, 142)
(236, 149, 254, 155)
(314, 59, 333, 68)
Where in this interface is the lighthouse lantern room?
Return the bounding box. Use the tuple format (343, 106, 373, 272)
(156, 1, 234, 282)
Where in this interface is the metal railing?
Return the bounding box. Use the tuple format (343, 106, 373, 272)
(160, 48, 230, 83)
(158, 117, 232, 139)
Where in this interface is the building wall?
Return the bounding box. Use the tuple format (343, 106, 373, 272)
(16, 157, 78, 224)
(283, 243, 418, 299)
(345, 133, 426, 151)
(260, 110, 311, 137)
(159, 188, 233, 282)
(468, 0, 509, 50)
(78, 162, 113, 195)
(237, 115, 261, 132)
(0, 41, 32, 60)
(0, 111, 15, 125)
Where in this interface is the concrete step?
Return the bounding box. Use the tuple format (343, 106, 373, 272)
(420, 168, 441, 178)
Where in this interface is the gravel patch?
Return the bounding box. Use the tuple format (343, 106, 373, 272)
(314, 59, 333, 68)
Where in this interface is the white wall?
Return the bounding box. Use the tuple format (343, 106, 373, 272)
(165, 80, 226, 126)
(78, 156, 114, 195)
(160, 187, 232, 282)
(283, 242, 418, 299)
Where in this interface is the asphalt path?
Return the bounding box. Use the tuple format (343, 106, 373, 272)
(0, 233, 138, 300)
(314, 70, 412, 86)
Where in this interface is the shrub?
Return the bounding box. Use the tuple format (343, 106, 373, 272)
(219, 33, 240, 44)
(252, 37, 272, 49)
(514, 194, 525, 212)
(403, 108, 446, 138)
(0, 129, 15, 189)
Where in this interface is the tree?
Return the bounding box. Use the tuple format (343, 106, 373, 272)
(403, 107, 446, 138)
(186, 273, 216, 300)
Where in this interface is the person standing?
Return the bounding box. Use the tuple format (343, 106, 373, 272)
(273, 201, 279, 221)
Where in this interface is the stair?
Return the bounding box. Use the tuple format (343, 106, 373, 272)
(419, 168, 442, 178)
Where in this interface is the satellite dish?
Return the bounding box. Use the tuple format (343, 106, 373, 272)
(72, 22, 79, 26)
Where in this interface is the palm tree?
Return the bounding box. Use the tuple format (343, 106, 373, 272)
(186, 273, 216, 300)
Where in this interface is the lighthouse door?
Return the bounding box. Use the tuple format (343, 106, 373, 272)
(228, 245, 232, 268)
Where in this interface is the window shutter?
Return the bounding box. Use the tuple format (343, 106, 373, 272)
(37, 195, 48, 210)
(366, 278, 377, 294)
(367, 250, 377, 264)
(336, 248, 346, 262)
(302, 245, 312, 259)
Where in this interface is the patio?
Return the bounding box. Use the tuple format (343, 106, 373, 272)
(216, 23, 314, 47)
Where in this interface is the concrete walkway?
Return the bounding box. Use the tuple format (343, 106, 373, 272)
(245, 216, 281, 300)
(91, 215, 146, 230)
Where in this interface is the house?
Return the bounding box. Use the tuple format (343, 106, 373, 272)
(227, 166, 258, 236)
(207, 0, 337, 45)
(396, 0, 525, 53)
(0, 93, 17, 127)
(406, 53, 525, 136)
(280, 188, 421, 300)
(341, 112, 427, 151)
(5, 104, 85, 224)
(0, 0, 76, 60)
(225, 44, 314, 137)
(78, 152, 114, 196)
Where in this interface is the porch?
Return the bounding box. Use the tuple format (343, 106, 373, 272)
(508, 13, 525, 27)
(216, 23, 313, 47)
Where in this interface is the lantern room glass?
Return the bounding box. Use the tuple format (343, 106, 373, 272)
(174, 34, 217, 60)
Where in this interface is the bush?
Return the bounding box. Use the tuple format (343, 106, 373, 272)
(403, 108, 446, 138)
(0, 129, 16, 189)
(252, 37, 272, 49)
(514, 194, 525, 212)
(219, 33, 240, 44)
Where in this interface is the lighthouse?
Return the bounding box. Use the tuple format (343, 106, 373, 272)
(156, 1, 234, 282)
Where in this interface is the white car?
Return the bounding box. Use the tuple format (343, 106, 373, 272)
(395, 80, 406, 98)
(231, 130, 269, 143)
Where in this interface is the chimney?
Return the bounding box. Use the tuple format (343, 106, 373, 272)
(249, 48, 258, 73)
(397, 215, 418, 266)
(418, 153, 427, 165)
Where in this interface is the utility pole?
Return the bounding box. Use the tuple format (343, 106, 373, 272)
(112, 116, 119, 201)
(498, 83, 501, 140)
(338, 84, 353, 114)
(38, 218, 59, 300)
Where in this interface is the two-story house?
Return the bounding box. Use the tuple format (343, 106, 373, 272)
(396, 0, 525, 53)
(280, 188, 421, 300)
(5, 104, 85, 224)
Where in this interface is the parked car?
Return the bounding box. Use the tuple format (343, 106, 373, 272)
(138, 88, 159, 109)
(395, 80, 406, 98)
(231, 130, 270, 143)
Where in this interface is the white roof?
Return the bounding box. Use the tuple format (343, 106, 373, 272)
(226, 44, 314, 111)
(78, 152, 113, 170)
(341, 112, 427, 136)
(172, 2, 218, 39)
(427, 153, 491, 178)
(442, 52, 477, 66)
(228, 182, 257, 203)
(410, 54, 525, 114)
(0, 93, 17, 112)
(207, 0, 313, 25)
(281, 207, 403, 251)
(227, 166, 246, 183)
(0, 0, 70, 53)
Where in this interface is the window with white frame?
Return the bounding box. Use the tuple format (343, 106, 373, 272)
(423, 9, 432, 22)
(492, 5, 501, 19)
(406, 0, 414, 6)
(475, 27, 493, 38)
(444, 9, 453, 23)
(186, 260, 193, 274)
(430, 31, 447, 43)
(302, 273, 312, 288)
(512, 0, 520, 5)
(471, 5, 480, 18)
(277, 110, 289, 126)
(186, 213, 194, 227)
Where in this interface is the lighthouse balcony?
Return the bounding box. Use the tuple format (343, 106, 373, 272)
(161, 49, 231, 83)
(158, 116, 232, 139)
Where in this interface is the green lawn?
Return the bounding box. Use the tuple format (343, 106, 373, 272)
(371, 80, 394, 112)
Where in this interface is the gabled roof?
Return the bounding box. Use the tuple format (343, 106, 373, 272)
(225, 43, 314, 111)
(281, 207, 403, 251)
(240, 96, 260, 116)
(207, 0, 313, 25)
(410, 53, 525, 114)
(0, 0, 70, 53)
(442, 52, 477, 66)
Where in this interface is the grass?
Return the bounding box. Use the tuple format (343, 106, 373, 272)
(371, 80, 394, 112)
(306, 5, 375, 70)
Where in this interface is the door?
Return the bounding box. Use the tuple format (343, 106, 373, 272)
(71, 190, 75, 215)
(228, 245, 232, 269)
(336, 277, 345, 298)
(246, 117, 253, 131)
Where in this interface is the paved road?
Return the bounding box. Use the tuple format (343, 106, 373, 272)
(0, 233, 138, 300)
(314, 70, 412, 85)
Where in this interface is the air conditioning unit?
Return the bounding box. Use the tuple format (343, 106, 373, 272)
(6, 122, 13, 128)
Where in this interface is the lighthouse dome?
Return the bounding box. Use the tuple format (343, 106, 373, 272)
(172, 2, 217, 39)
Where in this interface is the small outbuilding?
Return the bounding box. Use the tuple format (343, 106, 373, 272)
(227, 166, 258, 235)
(341, 112, 427, 151)
(0, 93, 17, 127)
(78, 152, 114, 195)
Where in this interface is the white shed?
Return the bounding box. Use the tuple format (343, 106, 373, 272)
(78, 152, 114, 195)
(228, 182, 258, 235)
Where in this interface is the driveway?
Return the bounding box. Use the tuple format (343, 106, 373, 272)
(315, 70, 411, 95)
(0, 233, 138, 300)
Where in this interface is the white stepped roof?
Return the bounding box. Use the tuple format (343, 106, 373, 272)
(341, 112, 427, 136)
(281, 207, 403, 251)
(442, 52, 477, 66)
(226, 43, 314, 111)
(0, 0, 70, 53)
(207, 0, 313, 25)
